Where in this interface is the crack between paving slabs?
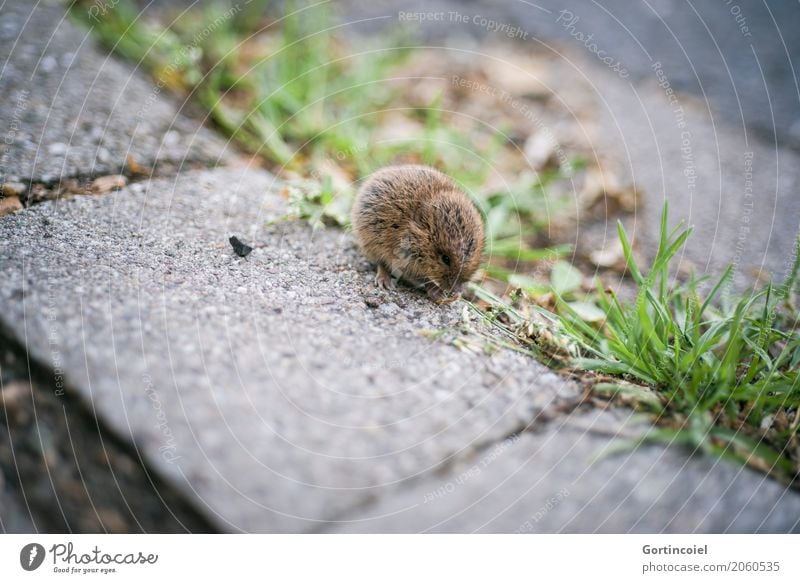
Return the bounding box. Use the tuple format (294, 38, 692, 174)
(311, 381, 597, 533)
(3, 155, 230, 209)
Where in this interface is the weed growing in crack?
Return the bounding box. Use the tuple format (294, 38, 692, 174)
(533, 203, 799, 485)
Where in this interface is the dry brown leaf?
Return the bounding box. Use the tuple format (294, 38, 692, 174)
(89, 175, 128, 194)
(0, 196, 23, 216)
(0, 182, 26, 197)
(580, 166, 638, 213)
(125, 154, 144, 175)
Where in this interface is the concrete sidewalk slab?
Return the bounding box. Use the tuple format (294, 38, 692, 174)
(0, 0, 233, 185)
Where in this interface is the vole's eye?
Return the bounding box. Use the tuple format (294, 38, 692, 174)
(440, 253, 451, 266)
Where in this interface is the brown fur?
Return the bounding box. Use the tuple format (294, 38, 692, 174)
(351, 165, 485, 301)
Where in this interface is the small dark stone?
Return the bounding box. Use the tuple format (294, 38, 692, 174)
(229, 236, 253, 258)
(364, 295, 384, 308)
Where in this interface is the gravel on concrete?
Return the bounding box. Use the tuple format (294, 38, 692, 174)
(0, 0, 233, 186)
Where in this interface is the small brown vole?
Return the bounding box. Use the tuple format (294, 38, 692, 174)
(351, 165, 485, 302)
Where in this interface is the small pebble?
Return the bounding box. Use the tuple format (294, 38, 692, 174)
(364, 295, 384, 308)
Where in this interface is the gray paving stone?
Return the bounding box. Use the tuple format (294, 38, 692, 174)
(330, 409, 800, 533)
(0, 0, 233, 184)
(0, 167, 580, 532)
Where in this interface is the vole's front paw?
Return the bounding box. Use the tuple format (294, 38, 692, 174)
(375, 264, 396, 290)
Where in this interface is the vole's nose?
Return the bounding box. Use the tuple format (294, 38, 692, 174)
(447, 282, 464, 296)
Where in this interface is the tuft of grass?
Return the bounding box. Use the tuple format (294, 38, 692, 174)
(282, 176, 351, 229)
(553, 203, 800, 484)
